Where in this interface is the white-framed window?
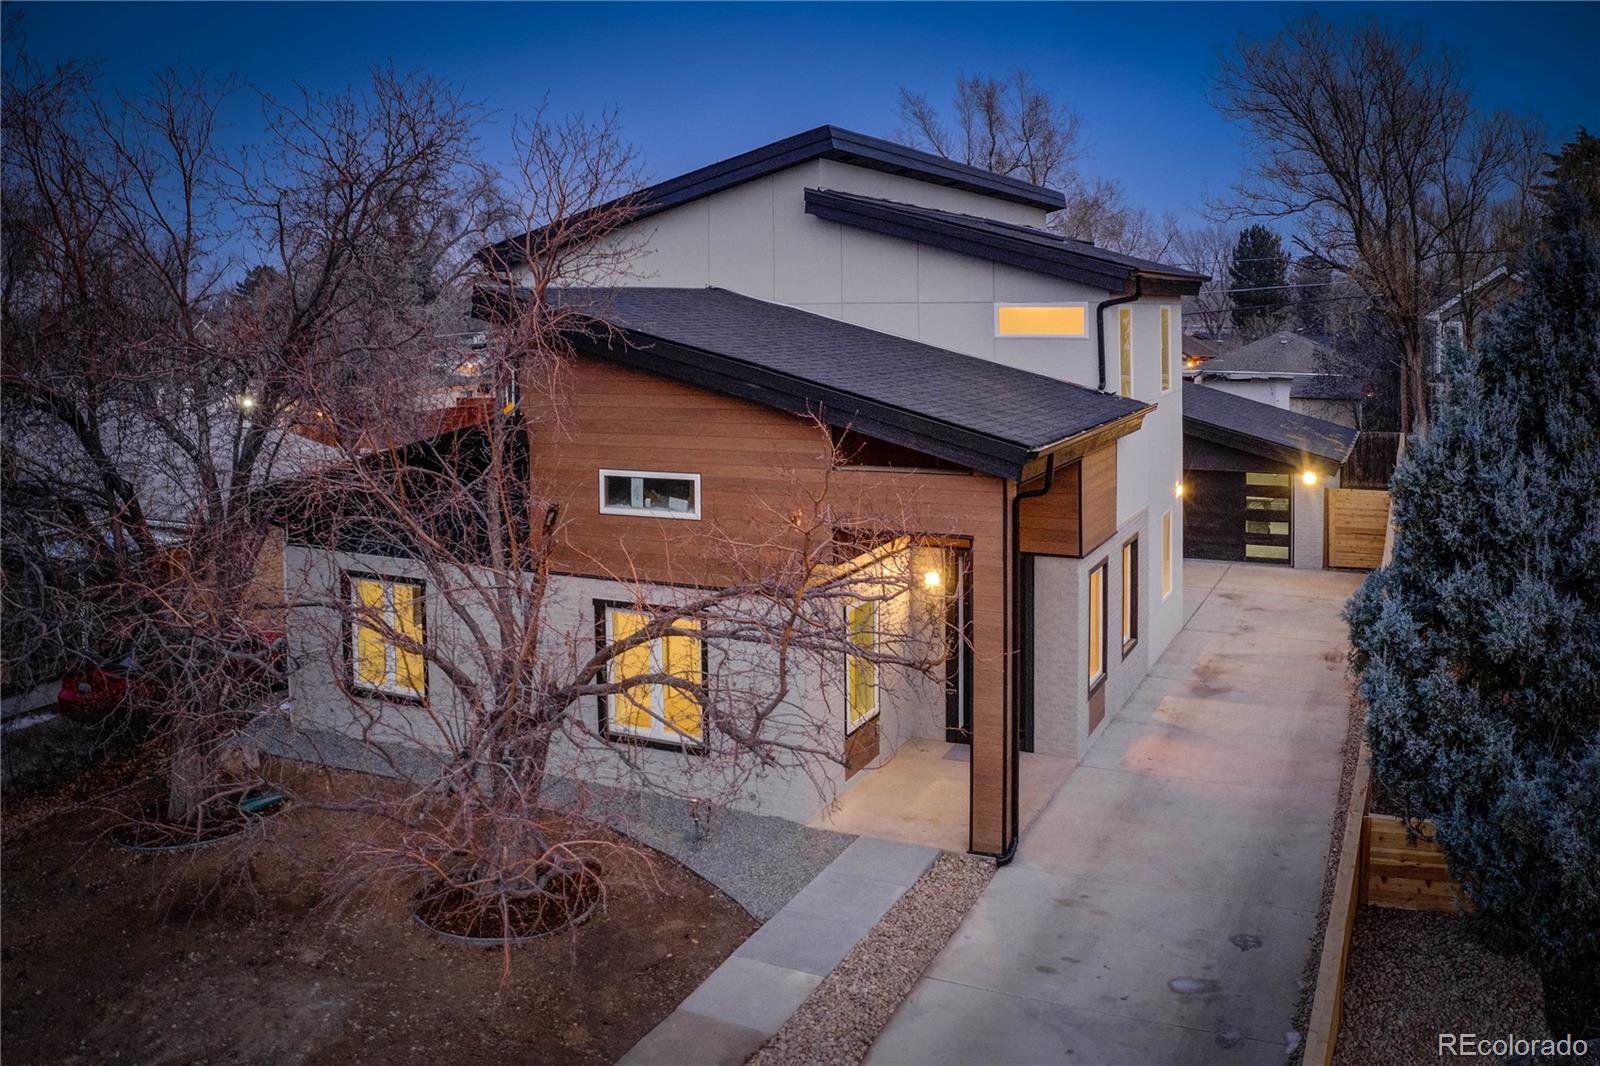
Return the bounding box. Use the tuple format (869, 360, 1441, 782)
(600, 603, 704, 748)
(347, 572, 426, 699)
(1162, 510, 1174, 599)
(1088, 561, 1107, 691)
(1160, 307, 1173, 392)
(598, 469, 701, 520)
(846, 599, 880, 733)
(994, 303, 1088, 338)
(1119, 307, 1134, 397)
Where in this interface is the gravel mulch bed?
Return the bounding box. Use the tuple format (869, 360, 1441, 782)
(1332, 908, 1553, 1066)
(749, 852, 994, 1066)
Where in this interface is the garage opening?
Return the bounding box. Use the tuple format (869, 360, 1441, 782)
(1182, 469, 1293, 565)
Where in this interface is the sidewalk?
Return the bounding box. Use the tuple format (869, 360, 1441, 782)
(621, 835, 939, 1066)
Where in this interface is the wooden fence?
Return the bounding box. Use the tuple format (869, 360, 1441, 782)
(1325, 488, 1391, 570)
(1342, 431, 1402, 489)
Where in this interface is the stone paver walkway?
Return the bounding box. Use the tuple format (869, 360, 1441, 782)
(868, 562, 1362, 1066)
(621, 835, 939, 1065)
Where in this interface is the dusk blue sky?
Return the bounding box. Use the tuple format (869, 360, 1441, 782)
(8, 2, 1598, 237)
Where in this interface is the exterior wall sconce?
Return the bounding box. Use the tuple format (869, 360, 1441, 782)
(923, 569, 943, 589)
(238, 395, 256, 409)
(1174, 480, 1185, 498)
(1301, 470, 1319, 486)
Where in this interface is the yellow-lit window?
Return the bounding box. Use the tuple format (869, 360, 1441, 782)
(846, 600, 879, 733)
(1162, 510, 1174, 599)
(1160, 307, 1172, 392)
(603, 605, 703, 747)
(1121, 538, 1138, 653)
(1088, 562, 1107, 690)
(995, 304, 1087, 337)
(1119, 307, 1133, 397)
(349, 573, 426, 698)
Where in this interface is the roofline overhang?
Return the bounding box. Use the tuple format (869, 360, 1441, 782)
(565, 323, 1051, 478)
(1182, 415, 1350, 472)
(805, 187, 1206, 296)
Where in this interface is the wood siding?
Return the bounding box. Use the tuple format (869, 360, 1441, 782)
(525, 355, 1016, 855)
(1325, 488, 1390, 570)
(1014, 442, 1118, 559)
(1080, 444, 1118, 554)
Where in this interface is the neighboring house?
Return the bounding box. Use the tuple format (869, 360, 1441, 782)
(1186, 330, 1367, 428)
(1181, 382, 1357, 569)
(1180, 332, 1229, 373)
(1428, 265, 1523, 373)
(281, 125, 1205, 860)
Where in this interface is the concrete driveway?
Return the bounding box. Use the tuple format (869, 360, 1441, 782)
(868, 561, 1363, 1066)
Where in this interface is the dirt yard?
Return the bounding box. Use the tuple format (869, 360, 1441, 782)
(1, 747, 757, 1065)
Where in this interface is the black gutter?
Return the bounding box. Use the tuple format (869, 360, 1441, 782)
(997, 453, 1055, 866)
(1095, 274, 1144, 394)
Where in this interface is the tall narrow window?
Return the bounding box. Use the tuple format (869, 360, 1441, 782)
(846, 600, 880, 733)
(1160, 307, 1172, 392)
(1088, 562, 1107, 691)
(1162, 510, 1174, 599)
(348, 573, 426, 698)
(1121, 537, 1139, 655)
(600, 604, 704, 748)
(1119, 307, 1133, 397)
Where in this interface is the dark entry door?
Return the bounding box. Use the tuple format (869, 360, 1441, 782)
(944, 549, 973, 744)
(1183, 470, 1294, 565)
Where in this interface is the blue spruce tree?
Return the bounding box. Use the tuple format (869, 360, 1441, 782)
(1346, 148, 1600, 1035)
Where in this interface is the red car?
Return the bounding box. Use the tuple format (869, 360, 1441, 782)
(56, 628, 286, 723)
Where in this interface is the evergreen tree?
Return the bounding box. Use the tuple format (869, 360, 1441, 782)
(1227, 224, 1290, 339)
(1346, 137, 1600, 1035)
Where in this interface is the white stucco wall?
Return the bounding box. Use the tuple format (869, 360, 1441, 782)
(1029, 508, 1152, 761)
(279, 542, 948, 824)
(1200, 376, 1293, 409)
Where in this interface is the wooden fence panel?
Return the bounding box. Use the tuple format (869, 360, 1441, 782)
(1363, 814, 1471, 912)
(1326, 488, 1391, 570)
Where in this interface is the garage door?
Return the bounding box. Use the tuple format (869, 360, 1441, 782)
(1182, 470, 1293, 564)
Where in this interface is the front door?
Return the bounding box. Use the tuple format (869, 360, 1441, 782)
(945, 549, 974, 743)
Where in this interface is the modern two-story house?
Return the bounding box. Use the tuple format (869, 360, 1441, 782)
(281, 126, 1205, 860)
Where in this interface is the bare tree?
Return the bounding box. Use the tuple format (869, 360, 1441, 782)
(2, 51, 485, 830)
(272, 119, 948, 953)
(1169, 225, 1237, 339)
(894, 71, 1174, 258)
(1214, 15, 1531, 431)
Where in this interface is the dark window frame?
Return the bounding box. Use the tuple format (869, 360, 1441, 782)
(1088, 559, 1109, 696)
(1121, 536, 1140, 658)
(591, 598, 710, 755)
(340, 569, 429, 705)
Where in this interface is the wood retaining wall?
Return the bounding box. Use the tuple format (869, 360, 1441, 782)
(1363, 814, 1470, 913)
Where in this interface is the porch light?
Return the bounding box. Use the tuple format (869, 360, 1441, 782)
(238, 395, 256, 410)
(923, 569, 943, 589)
(1174, 480, 1185, 498)
(1301, 470, 1319, 486)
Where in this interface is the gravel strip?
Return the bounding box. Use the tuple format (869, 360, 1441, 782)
(1288, 688, 1366, 1063)
(1332, 908, 1550, 1066)
(750, 852, 994, 1066)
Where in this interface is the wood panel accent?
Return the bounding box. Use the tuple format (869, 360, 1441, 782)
(1079, 443, 1118, 554)
(1016, 461, 1082, 556)
(525, 355, 1015, 856)
(844, 719, 879, 780)
(1303, 742, 1373, 1066)
(1364, 814, 1470, 912)
(1326, 488, 1391, 570)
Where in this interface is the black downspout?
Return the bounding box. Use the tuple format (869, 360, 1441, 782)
(997, 453, 1055, 867)
(1095, 273, 1144, 393)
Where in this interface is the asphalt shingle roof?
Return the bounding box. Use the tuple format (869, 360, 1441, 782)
(1183, 382, 1357, 465)
(1196, 331, 1329, 376)
(549, 287, 1151, 477)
